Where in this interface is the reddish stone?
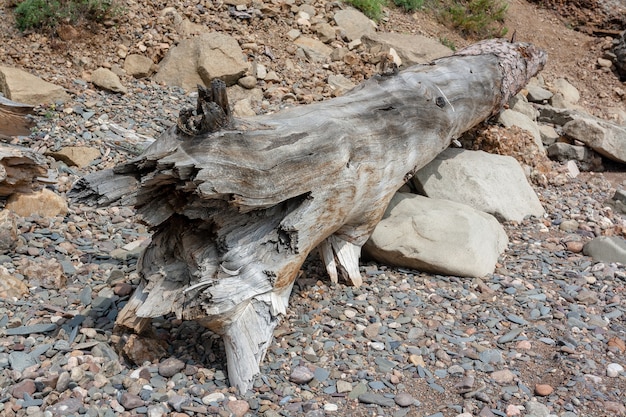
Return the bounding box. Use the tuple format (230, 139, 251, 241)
(11, 379, 36, 399)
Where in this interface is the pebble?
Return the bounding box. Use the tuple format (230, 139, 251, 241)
(290, 366, 315, 384)
(395, 392, 415, 407)
(534, 384, 554, 396)
(607, 363, 624, 377)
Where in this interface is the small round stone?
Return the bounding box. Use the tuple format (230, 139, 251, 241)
(534, 383, 554, 396)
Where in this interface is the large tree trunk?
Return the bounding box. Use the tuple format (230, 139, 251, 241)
(70, 39, 547, 393)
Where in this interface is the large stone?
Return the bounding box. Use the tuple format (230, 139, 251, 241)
(6, 188, 68, 217)
(413, 148, 545, 222)
(333, 9, 375, 41)
(508, 93, 537, 121)
(124, 54, 155, 79)
(551, 78, 580, 104)
(294, 36, 333, 62)
(47, 146, 101, 168)
(0, 66, 69, 105)
(562, 116, 626, 163)
(498, 109, 544, 151)
(327, 74, 356, 96)
(155, 33, 247, 91)
(91, 68, 127, 93)
(583, 236, 626, 264)
(525, 84, 553, 103)
(362, 33, 452, 66)
(364, 193, 508, 278)
(547, 142, 591, 162)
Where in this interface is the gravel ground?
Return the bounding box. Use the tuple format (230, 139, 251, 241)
(1, 70, 626, 417)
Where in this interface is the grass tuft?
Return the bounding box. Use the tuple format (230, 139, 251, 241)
(14, 0, 114, 31)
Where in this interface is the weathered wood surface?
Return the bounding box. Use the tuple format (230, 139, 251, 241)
(70, 39, 547, 393)
(0, 143, 48, 196)
(0, 96, 34, 139)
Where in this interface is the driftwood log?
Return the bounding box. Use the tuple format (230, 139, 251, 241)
(0, 96, 34, 140)
(70, 39, 547, 393)
(0, 144, 48, 197)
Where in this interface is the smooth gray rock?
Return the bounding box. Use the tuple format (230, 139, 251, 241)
(538, 124, 560, 146)
(364, 193, 508, 278)
(508, 92, 538, 121)
(413, 148, 545, 222)
(361, 32, 452, 67)
(563, 116, 626, 163)
(547, 142, 590, 162)
(333, 9, 375, 41)
(583, 236, 626, 264)
(551, 78, 580, 104)
(526, 84, 553, 102)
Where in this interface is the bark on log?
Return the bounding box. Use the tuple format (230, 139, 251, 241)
(0, 143, 48, 196)
(70, 39, 547, 393)
(0, 96, 34, 139)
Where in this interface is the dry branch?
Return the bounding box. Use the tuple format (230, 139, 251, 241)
(70, 39, 547, 393)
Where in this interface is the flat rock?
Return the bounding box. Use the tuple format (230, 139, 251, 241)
(158, 357, 186, 377)
(91, 67, 128, 93)
(0, 66, 69, 104)
(357, 392, 395, 407)
(362, 32, 451, 66)
(294, 36, 333, 62)
(583, 236, 626, 264)
(48, 146, 101, 168)
(364, 193, 508, 278)
(6, 188, 68, 217)
(333, 9, 375, 41)
(413, 148, 545, 222)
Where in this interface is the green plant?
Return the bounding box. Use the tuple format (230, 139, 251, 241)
(345, 0, 386, 21)
(439, 37, 457, 51)
(439, 0, 508, 38)
(14, 0, 113, 31)
(393, 0, 424, 12)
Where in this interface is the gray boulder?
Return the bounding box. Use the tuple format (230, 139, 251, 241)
(155, 32, 247, 91)
(413, 148, 545, 222)
(361, 33, 452, 67)
(333, 9, 375, 41)
(583, 236, 626, 264)
(0, 66, 69, 105)
(364, 193, 508, 278)
(562, 116, 626, 163)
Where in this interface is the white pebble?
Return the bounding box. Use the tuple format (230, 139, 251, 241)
(324, 403, 338, 412)
(607, 363, 624, 377)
